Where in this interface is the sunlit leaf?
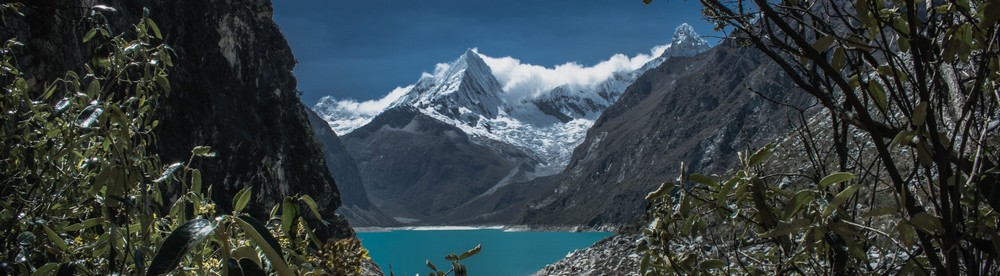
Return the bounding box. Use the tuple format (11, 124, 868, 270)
(280, 197, 299, 237)
(153, 163, 183, 183)
(65, 218, 103, 232)
(235, 216, 293, 276)
(819, 172, 854, 189)
(146, 219, 216, 276)
(747, 144, 773, 167)
(299, 195, 323, 220)
(146, 18, 162, 39)
(233, 187, 252, 214)
(822, 185, 859, 216)
(43, 225, 67, 252)
(83, 28, 98, 43)
(458, 244, 481, 260)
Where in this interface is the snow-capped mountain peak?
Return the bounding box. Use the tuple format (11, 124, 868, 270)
(395, 48, 508, 123)
(314, 24, 712, 174)
(662, 23, 710, 58)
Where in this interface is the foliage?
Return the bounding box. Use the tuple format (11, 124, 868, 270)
(425, 244, 481, 276)
(641, 0, 1000, 274)
(0, 4, 367, 275)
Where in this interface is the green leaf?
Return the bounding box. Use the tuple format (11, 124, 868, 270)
(458, 244, 482, 260)
(159, 49, 173, 67)
(760, 218, 811, 238)
(444, 253, 459, 262)
(979, 2, 1000, 30)
(65, 218, 103, 232)
(747, 144, 773, 167)
(811, 36, 835, 53)
(83, 28, 98, 43)
(299, 195, 323, 220)
(191, 146, 213, 157)
(783, 190, 815, 219)
(298, 217, 323, 247)
(819, 172, 855, 189)
(156, 72, 170, 93)
(191, 169, 202, 196)
(897, 219, 916, 247)
(831, 47, 847, 70)
(699, 259, 726, 270)
(910, 212, 944, 233)
(856, 0, 871, 27)
(31, 263, 59, 276)
(426, 259, 438, 271)
(868, 81, 888, 111)
(233, 187, 252, 214)
(645, 182, 674, 201)
(688, 174, 718, 189)
(643, 0, 653, 4)
(85, 79, 101, 98)
(43, 225, 67, 252)
(146, 218, 216, 276)
(862, 207, 897, 218)
(911, 101, 928, 126)
(146, 18, 162, 39)
(280, 197, 299, 236)
(916, 141, 934, 166)
(897, 35, 911, 52)
(153, 163, 183, 183)
(822, 185, 859, 216)
(235, 216, 293, 276)
(890, 130, 917, 147)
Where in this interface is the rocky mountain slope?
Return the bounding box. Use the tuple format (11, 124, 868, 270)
(515, 39, 813, 227)
(341, 106, 535, 223)
(306, 109, 400, 227)
(11, 0, 355, 239)
(530, 40, 820, 275)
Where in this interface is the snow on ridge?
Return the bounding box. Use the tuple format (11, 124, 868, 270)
(312, 23, 710, 171)
(312, 85, 412, 134)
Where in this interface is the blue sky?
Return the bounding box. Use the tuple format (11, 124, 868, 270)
(272, 0, 718, 106)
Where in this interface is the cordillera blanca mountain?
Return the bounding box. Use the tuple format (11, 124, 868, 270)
(312, 23, 710, 224)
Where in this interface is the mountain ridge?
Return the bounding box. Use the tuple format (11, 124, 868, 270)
(317, 23, 711, 223)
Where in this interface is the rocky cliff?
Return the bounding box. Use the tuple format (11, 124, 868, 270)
(514, 39, 813, 227)
(10, 0, 352, 238)
(306, 109, 400, 227)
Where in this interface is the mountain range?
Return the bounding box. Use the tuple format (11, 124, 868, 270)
(314, 24, 711, 224)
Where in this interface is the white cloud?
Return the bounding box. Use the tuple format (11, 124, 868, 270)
(477, 44, 669, 102)
(325, 85, 413, 116)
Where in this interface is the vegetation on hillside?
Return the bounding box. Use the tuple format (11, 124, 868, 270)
(641, 0, 1000, 274)
(0, 4, 367, 275)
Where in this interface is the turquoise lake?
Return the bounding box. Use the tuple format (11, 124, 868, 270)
(357, 229, 611, 276)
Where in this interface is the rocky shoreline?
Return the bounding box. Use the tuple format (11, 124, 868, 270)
(534, 232, 642, 275)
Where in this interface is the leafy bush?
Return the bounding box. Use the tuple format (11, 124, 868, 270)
(641, 0, 1000, 274)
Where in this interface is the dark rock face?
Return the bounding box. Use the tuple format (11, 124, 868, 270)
(508, 41, 813, 226)
(342, 106, 534, 223)
(306, 109, 400, 227)
(11, 0, 352, 239)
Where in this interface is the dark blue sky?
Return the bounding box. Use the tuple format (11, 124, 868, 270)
(272, 1, 717, 106)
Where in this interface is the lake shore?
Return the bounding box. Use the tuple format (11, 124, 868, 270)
(353, 224, 619, 233)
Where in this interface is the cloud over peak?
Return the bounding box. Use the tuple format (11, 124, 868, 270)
(477, 45, 668, 102)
